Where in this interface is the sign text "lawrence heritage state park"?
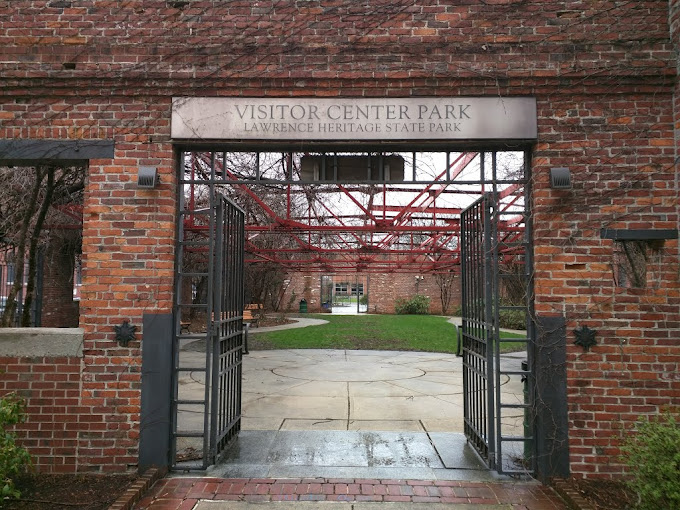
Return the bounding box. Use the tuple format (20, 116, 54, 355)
(238, 103, 471, 135)
(171, 97, 537, 141)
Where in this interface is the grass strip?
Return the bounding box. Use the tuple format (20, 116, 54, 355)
(251, 314, 526, 354)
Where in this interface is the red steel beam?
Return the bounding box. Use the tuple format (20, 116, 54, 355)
(183, 151, 526, 274)
(372, 205, 463, 215)
(247, 224, 461, 233)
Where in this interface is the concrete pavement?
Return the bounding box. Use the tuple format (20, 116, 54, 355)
(137, 320, 566, 510)
(176, 347, 528, 480)
(247, 316, 329, 334)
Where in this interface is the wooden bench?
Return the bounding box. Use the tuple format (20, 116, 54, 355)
(243, 303, 263, 327)
(203, 305, 263, 327)
(242, 304, 263, 356)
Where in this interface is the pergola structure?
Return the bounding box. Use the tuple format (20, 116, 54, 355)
(181, 150, 529, 274)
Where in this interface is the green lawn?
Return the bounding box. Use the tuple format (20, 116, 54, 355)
(250, 314, 526, 354)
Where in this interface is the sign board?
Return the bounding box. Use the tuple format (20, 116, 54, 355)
(171, 97, 537, 141)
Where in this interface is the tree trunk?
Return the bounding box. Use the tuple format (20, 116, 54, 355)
(22, 167, 55, 326)
(1, 168, 44, 327)
(435, 272, 456, 315)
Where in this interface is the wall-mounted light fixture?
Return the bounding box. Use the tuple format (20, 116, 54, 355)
(550, 167, 572, 189)
(137, 166, 159, 189)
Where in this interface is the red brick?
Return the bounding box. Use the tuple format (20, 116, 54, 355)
(0, 0, 677, 481)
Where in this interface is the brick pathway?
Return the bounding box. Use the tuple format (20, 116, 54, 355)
(135, 477, 567, 509)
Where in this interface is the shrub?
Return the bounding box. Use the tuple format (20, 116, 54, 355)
(450, 301, 526, 330)
(621, 411, 680, 510)
(1, 393, 31, 502)
(394, 294, 430, 315)
(498, 297, 527, 330)
(499, 309, 526, 330)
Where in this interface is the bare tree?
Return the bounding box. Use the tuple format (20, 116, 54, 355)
(434, 271, 456, 315)
(0, 165, 84, 327)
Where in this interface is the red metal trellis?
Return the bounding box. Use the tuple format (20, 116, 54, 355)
(180, 150, 527, 275)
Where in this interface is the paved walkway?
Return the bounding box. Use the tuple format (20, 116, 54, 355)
(247, 316, 329, 334)
(176, 348, 528, 477)
(144, 319, 568, 509)
(178, 345, 528, 469)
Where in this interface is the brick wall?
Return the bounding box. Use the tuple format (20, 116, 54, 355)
(40, 238, 79, 328)
(0, 1, 678, 478)
(0, 330, 83, 473)
(280, 273, 321, 312)
(532, 91, 679, 477)
(1, 95, 177, 473)
(0, 1, 673, 84)
(371, 273, 461, 315)
(78, 133, 176, 472)
(280, 272, 461, 315)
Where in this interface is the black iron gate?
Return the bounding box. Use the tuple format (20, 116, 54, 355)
(461, 193, 496, 467)
(461, 186, 535, 475)
(172, 188, 245, 470)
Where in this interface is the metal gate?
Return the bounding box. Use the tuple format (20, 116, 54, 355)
(461, 188, 535, 475)
(172, 188, 245, 470)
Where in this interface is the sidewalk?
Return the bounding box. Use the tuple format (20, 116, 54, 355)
(135, 477, 567, 509)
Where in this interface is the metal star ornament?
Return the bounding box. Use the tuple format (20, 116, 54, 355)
(573, 325, 597, 352)
(114, 321, 137, 347)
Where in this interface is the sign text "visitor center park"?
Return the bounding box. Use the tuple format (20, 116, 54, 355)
(171, 97, 537, 141)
